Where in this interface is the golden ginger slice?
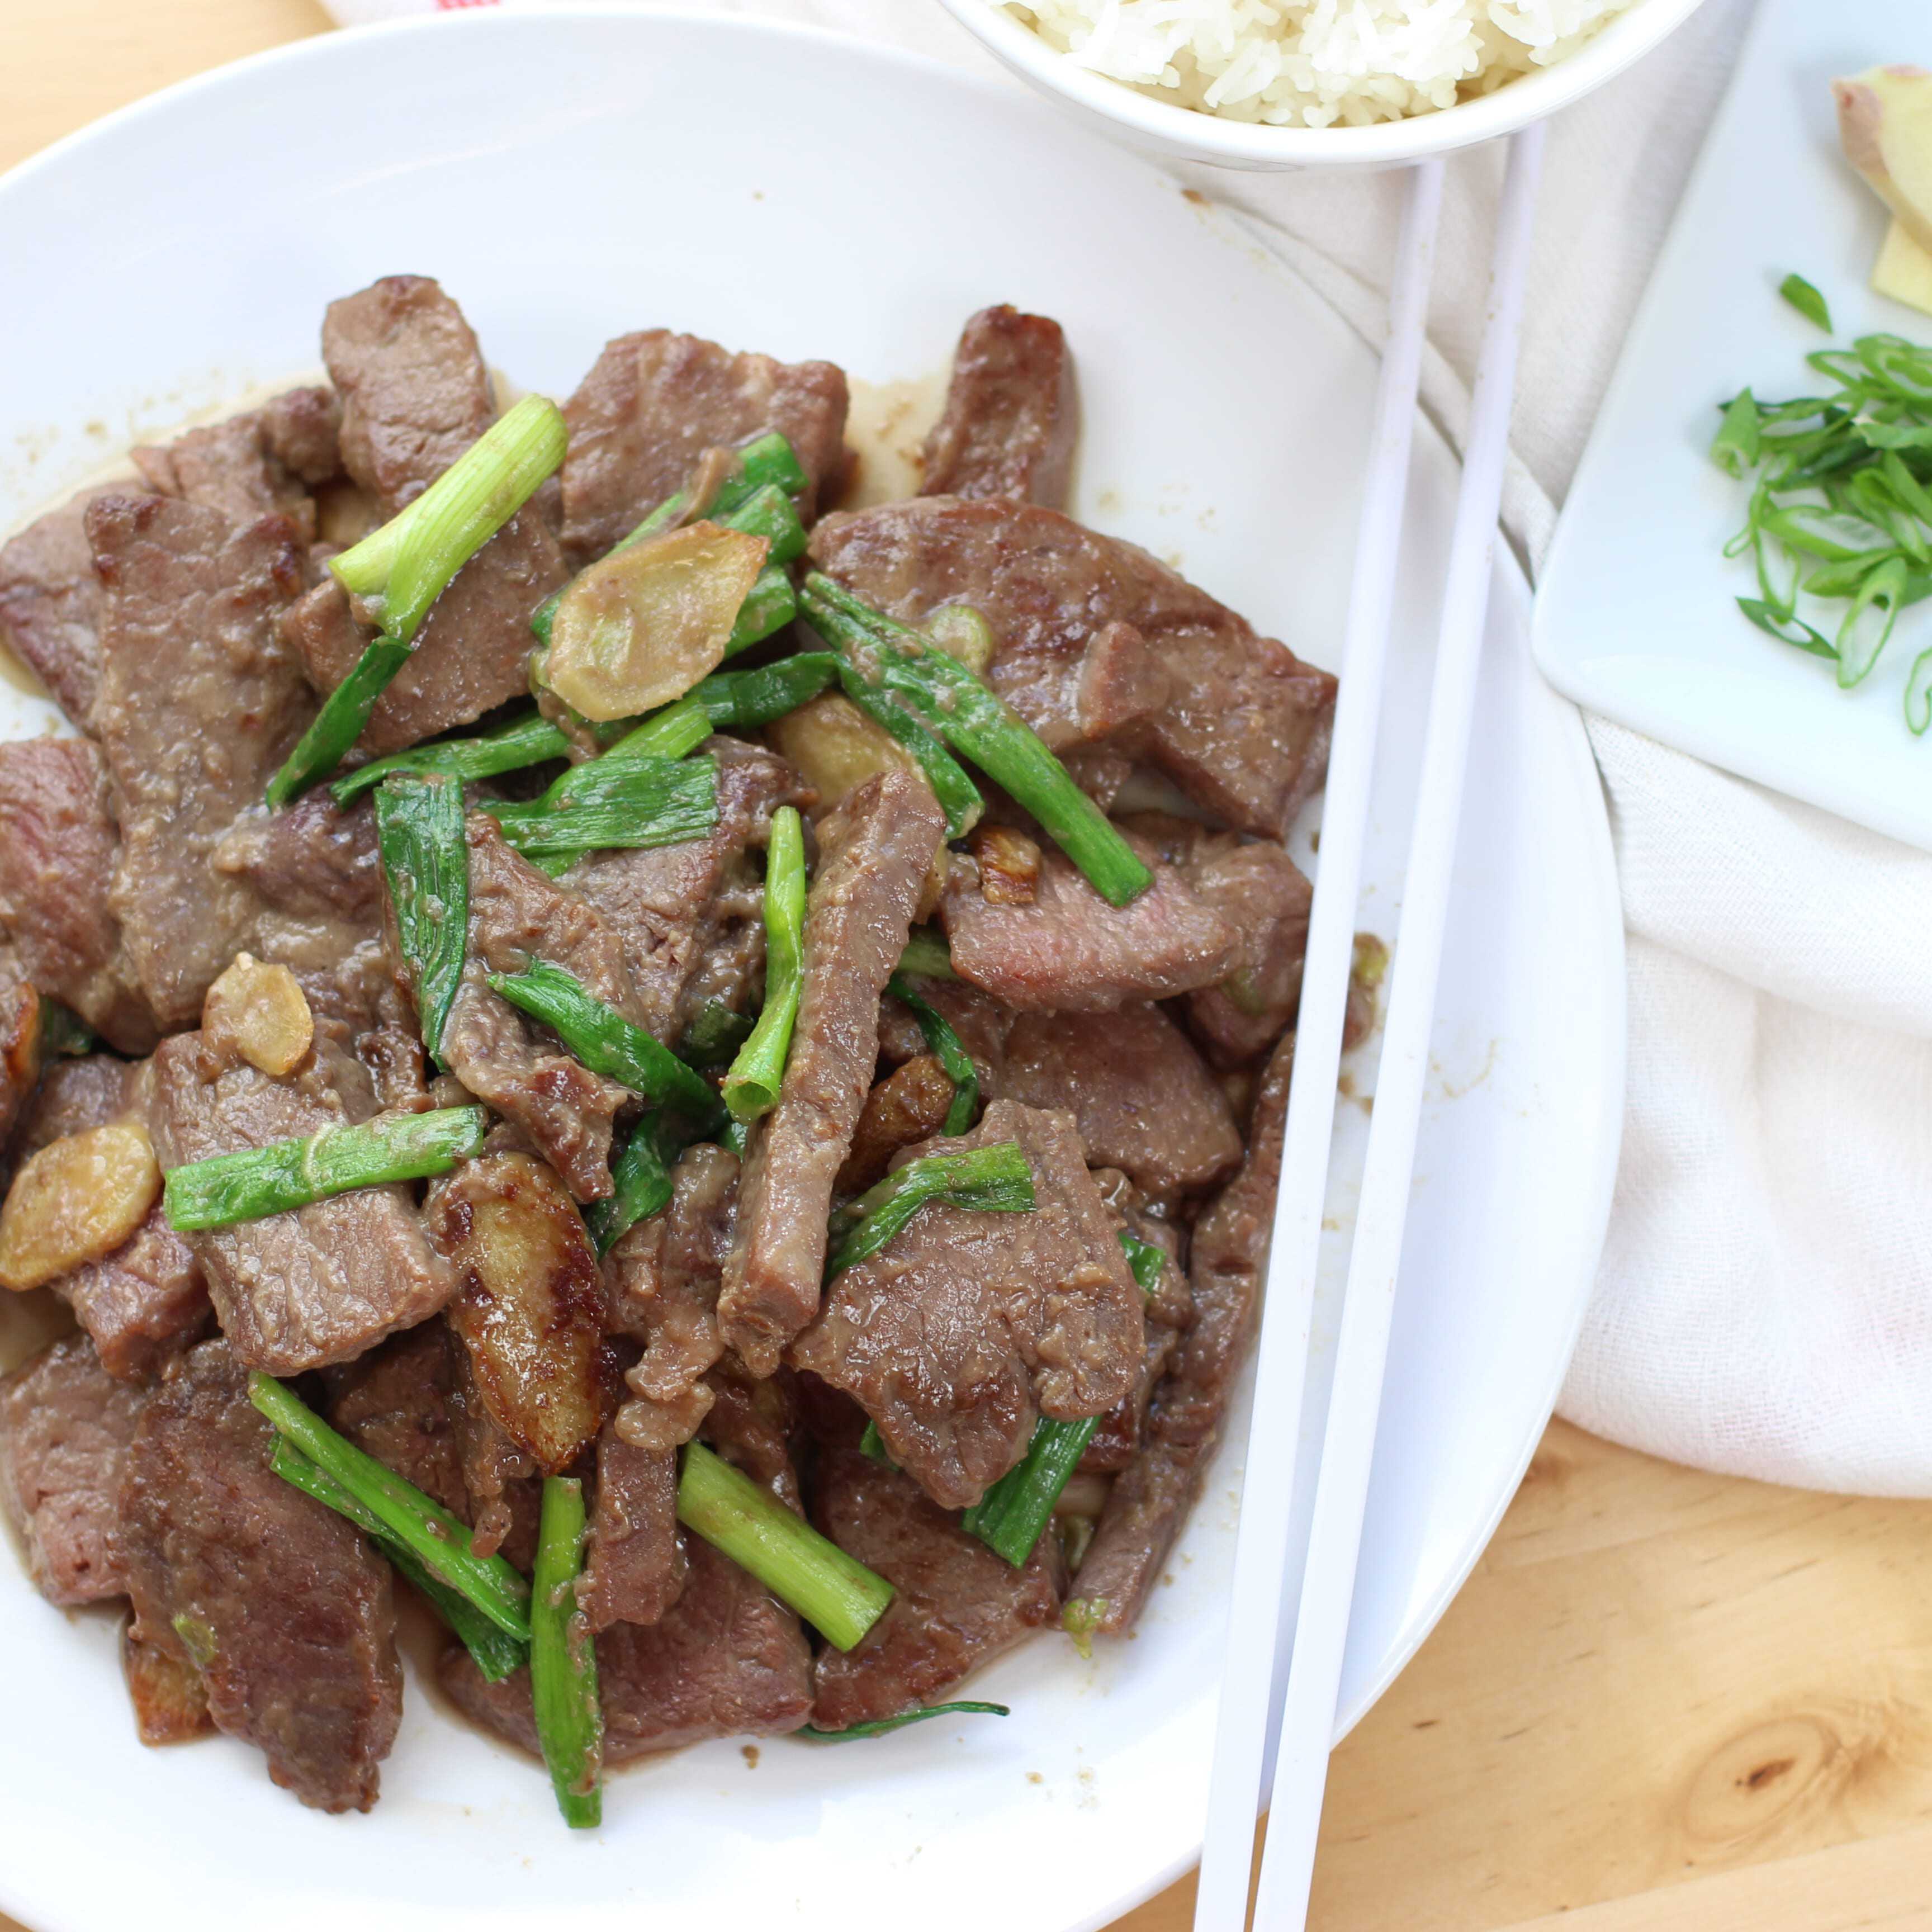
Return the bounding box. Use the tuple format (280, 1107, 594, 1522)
(203, 953, 314, 1077)
(0, 1121, 160, 1291)
(1835, 65, 1932, 256)
(1873, 217, 1932, 318)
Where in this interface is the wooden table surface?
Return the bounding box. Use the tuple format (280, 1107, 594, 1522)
(8, 6, 1932, 1928)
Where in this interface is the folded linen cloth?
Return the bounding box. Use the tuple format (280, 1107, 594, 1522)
(322, 0, 1932, 1496)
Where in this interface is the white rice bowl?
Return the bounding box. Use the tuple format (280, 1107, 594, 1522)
(992, 0, 1639, 127)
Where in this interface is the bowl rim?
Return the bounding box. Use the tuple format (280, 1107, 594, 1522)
(934, 0, 1712, 166)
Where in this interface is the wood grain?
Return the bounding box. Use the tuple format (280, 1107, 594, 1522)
(10, 10, 1932, 1932)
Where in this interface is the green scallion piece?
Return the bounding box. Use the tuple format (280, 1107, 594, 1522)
(249, 1372, 532, 1642)
(164, 1105, 487, 1233)
(722, 806, 806, 1123)
(37, 998, 98, 1060)
(1779, 274, 1833, 334)
(884, 972, 977, 1135)
(832, 654, 984, 841)
(676, 1441, 893, 1652)
(802, 577, 1150, 906)
(598, 694, 713, 764)
(858, 1421, 896, 1469)
(1117, 1229, 1167, 1296)
(1710, 389, 1761, 478)
(694, 652, 839, 730)
(678, 1001, 755, 1069)
(825, 1142, 1035, 1278)
(373, 772, 469, 1064)
(332, 711, 570, 806)
(531, 1476, 602, 1830)
(1907, 645, 1932, 735)
(896, 927, 957, 981)
(585, 1110, 679, 1257)
(267, 634, 411, 810)
(801, 1702, 1009, 1741)
(724, 564, 798, 657)
(486, 960, 719, 1123)
(269, 1437, 525, 1683)
(960, 1415, 1100, 1569)
(485, 755, 718, 865)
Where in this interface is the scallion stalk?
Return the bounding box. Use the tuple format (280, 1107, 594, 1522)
(374, 772, 469, 1064)
(896, 927, 957, 981)
(676, 1441, 893, 1652)
(960, 1416, 1100, 1569)
(267, 635, 411, 811)
(585, 1110, 680, 1257)
(694, 652, 838, 730)
(484, 755, 718, 864)
(825, 1142, 1035, 1278)
(721, 806, 805, 1123)
(531, 1476, 602, 1830)
(249, 1372, 532, 1642)
(164, 1105, 488, 1232)
(884, 972, 977, 1135)
(801, 1702, 1009, 1741)
(332, 711, 570, 806)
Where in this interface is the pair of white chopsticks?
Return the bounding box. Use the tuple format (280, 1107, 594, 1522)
(1193, 125, 1547, 1932)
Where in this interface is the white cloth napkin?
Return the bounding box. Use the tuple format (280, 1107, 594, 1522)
(323, 0, 1932, 1497)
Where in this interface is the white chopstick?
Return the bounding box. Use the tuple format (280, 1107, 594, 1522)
(1190, 155, 1445, 1932)
(1246, 121, 1547, 1932)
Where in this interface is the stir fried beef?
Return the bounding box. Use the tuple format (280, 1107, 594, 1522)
(417, 815, 642, 1200)
(0, 285, 1346, 1823)
(88, 494, 311, 1031)
(565, 739, 803, 1043)
(121, 1618, 215, 1746)
(323, 1318, 470, 1516)
(1068, 1031, 1293, 1635)
(120, 1339, 402, 1812)
(443, 1536, 812, 1758)
(721, 771, 944, 1377)
(0, 487, 119, 724)
(0, 735, 155, 1052)
(811, 496, 1336, 836)
(578, 1424, 686, 1631)
(809, 1412, 1062, 1730)
(1002, 1004, 1243, 1204)
(150, 1030, 452, 1372)
(133, 386, 343, 542)
(791, 1102, 1144, 1510)
(0, 1335, 145, 1604)
(559, 329, 850, 564)
(920, 305, 1078, 509)
(940, 836, 1236, 1012)
(284, 276, 570, 754)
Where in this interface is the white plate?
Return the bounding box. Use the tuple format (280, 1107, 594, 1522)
(1536, 0, 1932, 854)
(0, 16, 1623, 1932)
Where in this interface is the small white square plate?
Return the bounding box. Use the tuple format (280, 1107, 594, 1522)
(1536, 0, 1932, 853)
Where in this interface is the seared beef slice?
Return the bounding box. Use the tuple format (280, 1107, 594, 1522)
(920, 306, 1077, 509)
(0, 1335, 145, 1605)
(810, 1420, 1060, 1730)
(719, 771, 944, 1377)
(577, 1424, 686, 1632)
(790, 1101, 1144, 1510)
(560, 329, 849, 564)
(442, 1536, 810, 1758)
(133, 386, 342, 541)
(283, 276, 567, 753)
(120, 1339, 402, 1811)
(812, 496, 1336, 837)
(150, 1031, 451, 1372)
(0, 487, 117, 724)
(0, 735, 155, 1051)
(88, 494, 311, 1031)
(1069, 1030, 1294, 1635)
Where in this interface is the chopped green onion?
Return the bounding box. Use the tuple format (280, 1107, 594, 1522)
(858, 1422, 896, 1469)
(832, 656, 984, 840)
(1062, 1597, 1106, 1659)
(267, 634, 410, 809)
(676, 1441, 893, 1652)
(332, 711, 570, 806)
(694, 652, 839, 730)
(801, 1702, 1010, 1741)
(1779, 274, 1832, 333)
(825, 1142, 1035, 1278)
(1907, 645, 1932, 735)
(585, 1110, 679, 1257)
(487, 961, 719, 1124)
(1736, 599, 1838, 659)
(531, 1476, 602, 1830)
(960, 1415, 1099, 1568)
(331, 395, 568, 638)
(37, 998, 98, 1060)
(803, 577, 1151, 906)
(896, 927, 957, 981)
(484, 754, 718, 866)
(1835, 554, 1908, 686)
(249, 1372, 532, 1642)
(269, 1438, 525, 1683)
(722, 806, 806, 1123)
(595, 694, 714, 765)
(1710, 390, 1761, 478)
(725, 564, 799, 657)
(373, 772, 469, 1064)
(1117, 1229, 1167, 1296)
(678, 1002, 755, 1069)
(164, 1105, 487, 1232)
(884, 972, 978, 1135)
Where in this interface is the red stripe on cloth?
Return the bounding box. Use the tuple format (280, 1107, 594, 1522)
(435, 0, 501, 10)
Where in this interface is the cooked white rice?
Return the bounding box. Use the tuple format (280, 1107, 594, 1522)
(993, 0, 1639, 127)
